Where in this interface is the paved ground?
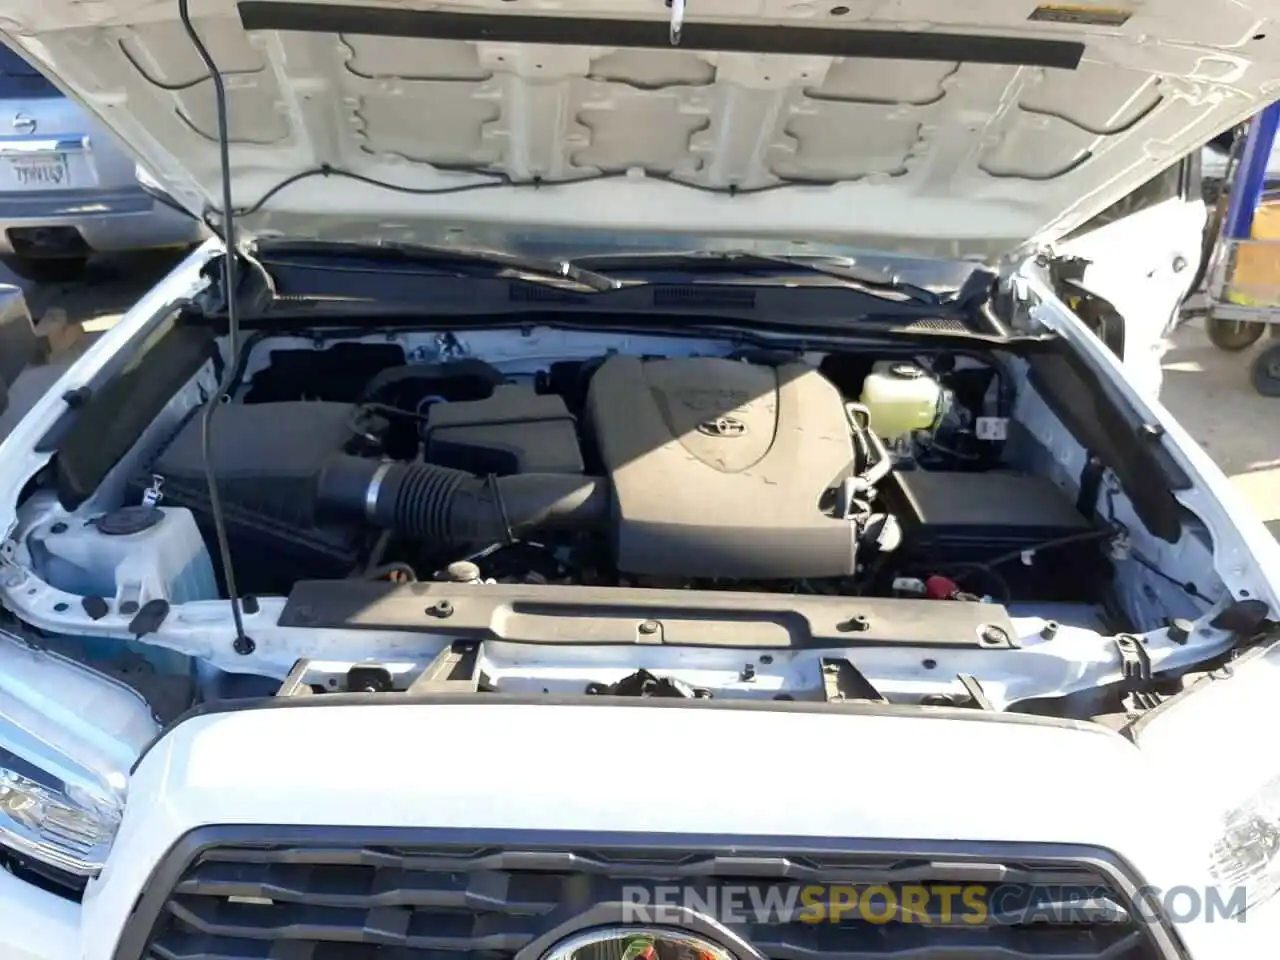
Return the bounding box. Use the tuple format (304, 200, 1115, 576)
(3, 256, 1278, 540)
(0, 252, 177, 437)
(1160, 321, 1280, 538)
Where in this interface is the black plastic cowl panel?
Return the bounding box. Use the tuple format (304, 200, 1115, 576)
(55, 324, 217, 510)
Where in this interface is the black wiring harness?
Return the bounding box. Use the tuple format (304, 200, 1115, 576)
(179, 0, 252, 653)
(146, 159, 836, 243)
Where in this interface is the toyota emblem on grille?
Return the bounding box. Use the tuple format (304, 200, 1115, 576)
(697, 416, 747, 437)
(11, 113, 36, 135)
(542, 927, 736, 960)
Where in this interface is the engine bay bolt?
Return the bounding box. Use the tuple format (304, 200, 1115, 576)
(638, 619, 660, 635)
(979, 625, 1009, 647)
(1040, 620, 1060, 640)
(741, 663, 756, 682)
(233, 635, 256, 655)
(1166, 618, 1194, 645)
(428, 600, 454, 618)
(444, 560, 482, 583)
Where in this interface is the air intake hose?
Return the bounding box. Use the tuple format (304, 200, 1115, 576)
(316, 454, 610, 544)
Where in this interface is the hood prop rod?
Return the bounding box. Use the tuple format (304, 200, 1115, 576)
(179, 0, 253, 655)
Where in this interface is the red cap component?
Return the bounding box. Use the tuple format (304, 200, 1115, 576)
(924, 575, 959, 600)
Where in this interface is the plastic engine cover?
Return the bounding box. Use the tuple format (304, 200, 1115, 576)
(586, 355, 858, 579)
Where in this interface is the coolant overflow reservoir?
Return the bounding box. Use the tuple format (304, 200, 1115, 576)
(858, 362, 944, 440)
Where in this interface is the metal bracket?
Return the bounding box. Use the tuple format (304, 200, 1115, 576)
(820, 657, 885, 703)
(1113, 634, 1151, 687)
(407, 640, 487, 694)
(274, 641, 490, 697)
(956, 673, 994, 711)
(276, 659, 317, 697)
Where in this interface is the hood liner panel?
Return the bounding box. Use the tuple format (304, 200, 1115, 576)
(238, 3, 1086, 69)
(6, 0, 1275, 259)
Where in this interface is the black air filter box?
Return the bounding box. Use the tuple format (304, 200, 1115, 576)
(424, 385, 583, 475)
(129, 402, 366, 594)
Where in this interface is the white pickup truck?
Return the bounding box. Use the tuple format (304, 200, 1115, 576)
(0, 1, 1275, 959)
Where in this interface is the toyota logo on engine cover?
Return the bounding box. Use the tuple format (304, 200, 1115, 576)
(697, 416, 747, 437)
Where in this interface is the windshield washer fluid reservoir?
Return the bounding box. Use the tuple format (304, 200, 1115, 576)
(28, 505, 217, 609)
(858, 362, 944, 440)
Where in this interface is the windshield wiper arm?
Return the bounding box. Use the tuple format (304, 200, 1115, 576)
(568, 249, 944, 305)
(256, 239, 622, 293)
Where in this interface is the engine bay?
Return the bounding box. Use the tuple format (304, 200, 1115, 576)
(109, 338, 1101, 604)
(6, 322, 1235, 726)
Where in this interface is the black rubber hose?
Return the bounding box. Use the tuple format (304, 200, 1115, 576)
(316, 455, 609, 545)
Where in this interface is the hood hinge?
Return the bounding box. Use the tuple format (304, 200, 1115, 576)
(997, 242, 1048, 282)
(195, 246, 275, 318)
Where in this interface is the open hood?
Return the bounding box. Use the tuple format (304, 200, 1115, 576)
(3, 0, 1279, 260)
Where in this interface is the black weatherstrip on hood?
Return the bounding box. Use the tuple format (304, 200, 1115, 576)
(236, 2, 1085, 69)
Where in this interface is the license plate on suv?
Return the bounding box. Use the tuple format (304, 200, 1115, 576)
(9, 152, 69, 187)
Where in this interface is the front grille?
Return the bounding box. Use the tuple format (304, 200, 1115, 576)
(126, 832, 1173, 960)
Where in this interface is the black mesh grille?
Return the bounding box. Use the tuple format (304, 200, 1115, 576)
(898, 315, 970, 333)
(133, 840, 1168, 960)
(507, 286, 588, 303)
(651, 287, 757, 309)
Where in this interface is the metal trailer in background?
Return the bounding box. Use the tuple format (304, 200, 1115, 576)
(1201, 100, 1280, 395)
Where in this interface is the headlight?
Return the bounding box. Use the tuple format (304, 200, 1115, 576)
(1210, 779, 1280, 911)
(1137, 638, 1280, 917)
(0, 631, 160, 878)
(0, 747, 119, 876)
